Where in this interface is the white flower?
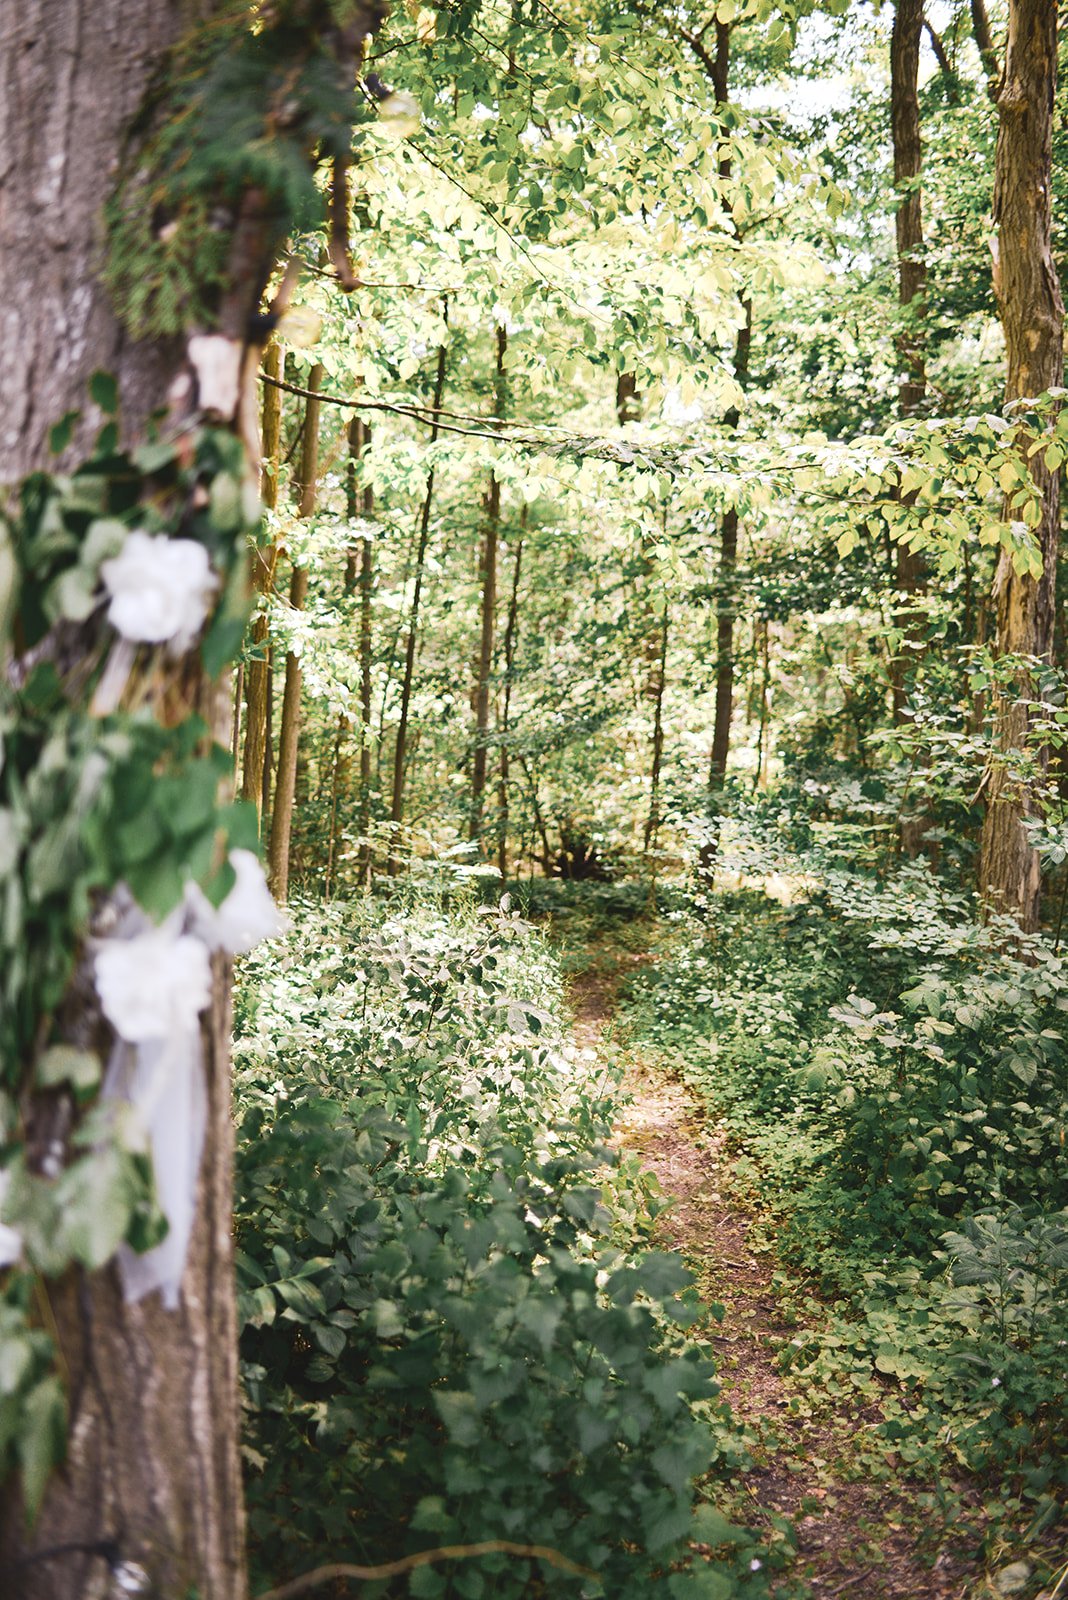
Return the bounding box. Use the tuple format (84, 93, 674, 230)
(0, 1169, 22, 1269)
(991, 1376, 1002, 1388)
(750, 1559, 763, 1572)
(101, 531, 218, 651)
(185, 849, 283, 955)
(95, 928, 213, 1044)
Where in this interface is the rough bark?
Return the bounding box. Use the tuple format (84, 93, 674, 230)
(389, 341, 448, 869)
(0, 2, 191, 483)
(890, 0, 928, 724)
(241, 342, 284, 824)
(978, 0, 1064, 930)
(0, 5, 248, 1595)
(268, 365, 322, 901)
(470, 326, 507, 845)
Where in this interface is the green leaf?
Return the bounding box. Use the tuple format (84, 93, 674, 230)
(36, 1045, 101, 1092)
(19, 1376, 67, 1523)
(89, 371, 119, 414)
(49, 411, 81, 455)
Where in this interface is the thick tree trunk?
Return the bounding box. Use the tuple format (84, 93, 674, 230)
(268, 366, 323, 901)
(390, 342, 448, 870)
(0, 3, 191, 482)
(890, 0, 929, 724)
(470, 326, 507, 845)
(242, 343, 284, 824)
(0, 5, 248, 1596)
(978, 0, 1064, 931)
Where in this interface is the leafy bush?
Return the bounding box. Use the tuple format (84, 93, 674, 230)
(234, 891, 763, 1598)
(620, 866, 1068, 1499)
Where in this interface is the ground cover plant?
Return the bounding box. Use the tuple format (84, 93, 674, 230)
(617, 842, 1068, 1591)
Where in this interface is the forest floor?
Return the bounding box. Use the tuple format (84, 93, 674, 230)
(568, 939, 984, 1600)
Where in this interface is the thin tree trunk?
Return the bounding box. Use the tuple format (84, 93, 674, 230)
(755, 618, 772, 790)
(890, 0, 929, 724)
(644, 604, 670, 858)
(971, 0, 1002, 92)
(978, 0, 1064, 930)
(497, 519, 525, 878)
(268, 364, 323, 901)
(356, 421, 375, 887)
(615, 371, 640, 424)
(390, 340, 448, 870)
(242, 341, 284, 824)
(324, 418, 374, 896)
(518, 752, 554, 873)
(702, 24, 750, 865)
(470, 325, 508, 845)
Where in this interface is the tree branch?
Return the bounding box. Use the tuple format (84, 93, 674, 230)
(255, 1541, 596, 1600)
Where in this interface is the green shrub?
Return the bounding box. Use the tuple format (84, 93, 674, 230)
(234, 891, 763, 1597)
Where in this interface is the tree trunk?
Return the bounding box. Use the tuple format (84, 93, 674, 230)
(978, 0, 1064, 930)
(643, 604, 670, 859)
(268, 365, 323, 901)
(971, 0, 1001, 92)
(242, 342, 284, 824)
(497, 521, 525, 878)
(0, 5, 248, 1595)
(470, 325, 508, 845)
(702, 24, 750, 865)
(390, 340, 448, 870)
(890, 0, 928, 724)
(325, 417, 375, 895)
(355, 421, 376, 887)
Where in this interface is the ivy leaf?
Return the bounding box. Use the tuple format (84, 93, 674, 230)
(88, 371, 119, 414)
(48, 411, 81, 455)
(19, 1376, 67, 1523)
(36, 1045, 101, 1092)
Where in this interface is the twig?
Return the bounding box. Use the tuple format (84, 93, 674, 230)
(1046, 1557, 1068, 1600)
(255, 1541, 597, 1599)
(824, 1566, 876, 1597)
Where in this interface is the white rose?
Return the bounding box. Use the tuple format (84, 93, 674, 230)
(185, 849, 284, 956)
(95, 928, 213, 1043)
(0, 1169, 22, 1269)
(101, 531, 218, 651)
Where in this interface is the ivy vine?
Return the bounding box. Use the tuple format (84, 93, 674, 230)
(0, 387, 262, 1513)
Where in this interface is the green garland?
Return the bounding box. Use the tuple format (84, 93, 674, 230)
(0, 395, 261, 1515)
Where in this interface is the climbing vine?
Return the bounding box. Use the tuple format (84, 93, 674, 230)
(0, 394, 268, 1510)
(0, 0, 395, 1514)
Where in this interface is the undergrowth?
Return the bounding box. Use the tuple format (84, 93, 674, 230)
(615, 867, 1068, 1597)
(233, 887, 780, 1598)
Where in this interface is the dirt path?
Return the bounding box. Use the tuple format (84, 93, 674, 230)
(572, 960, 977, 1600)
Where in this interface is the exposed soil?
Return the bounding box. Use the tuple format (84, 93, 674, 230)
(571, 954, 980, 1600)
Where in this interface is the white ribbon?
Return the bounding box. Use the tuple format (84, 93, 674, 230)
(93, 852, 281, 1309)
(103, 1030, 207, 1309)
